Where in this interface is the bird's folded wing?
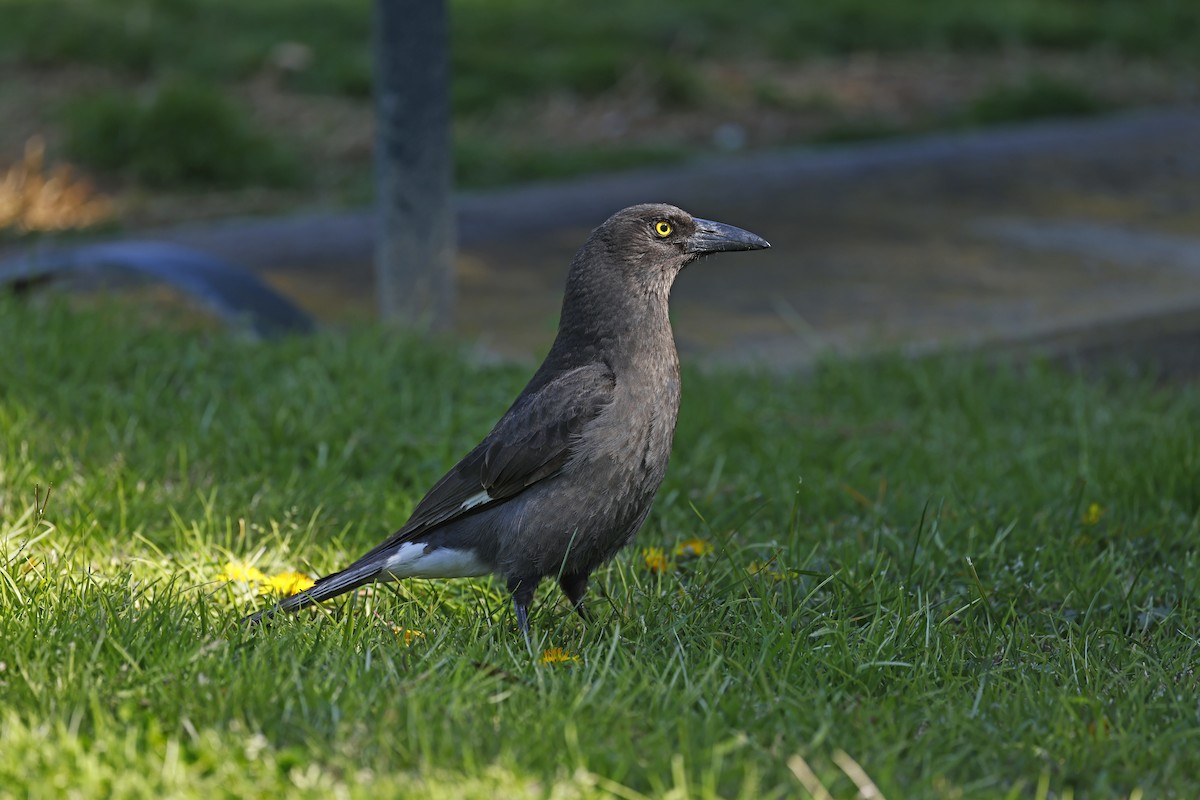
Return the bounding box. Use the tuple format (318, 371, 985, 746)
(359, 362, 616, 557)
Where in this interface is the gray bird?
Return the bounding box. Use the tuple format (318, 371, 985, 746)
(246, 203, 769, 635)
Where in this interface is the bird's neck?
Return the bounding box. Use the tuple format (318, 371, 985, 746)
(550, 277, 676, 370)
(536, 233, 683, 380)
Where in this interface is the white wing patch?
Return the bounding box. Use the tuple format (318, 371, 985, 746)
(383, 542, 491, 580)
(459, 490, 492, 511)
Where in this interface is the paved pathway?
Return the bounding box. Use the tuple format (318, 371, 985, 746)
(45, 108, 1200, 370)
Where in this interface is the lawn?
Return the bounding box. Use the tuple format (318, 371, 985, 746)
(2, 0, 1199, 227)
(1, 299, 1198, 797)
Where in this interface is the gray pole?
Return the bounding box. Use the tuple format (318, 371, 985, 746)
(372, 0, 455, 329)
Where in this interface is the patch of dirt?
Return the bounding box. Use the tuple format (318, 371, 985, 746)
(0, 51, 1196, 231)
(510, 51, 1197, 150)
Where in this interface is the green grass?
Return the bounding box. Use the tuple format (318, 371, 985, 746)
(3, 0, 1197, 194)
(2, 299, 1199, 797)
(2, 0, 1198, 100)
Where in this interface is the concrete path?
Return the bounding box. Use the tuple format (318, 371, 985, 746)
(41, 108, 1200, 370)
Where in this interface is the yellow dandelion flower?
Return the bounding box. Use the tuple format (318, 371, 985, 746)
(217, 561, 267, 584)
(674, 537, 712, 559)
(1082, 503, 1104, 526)
(260, 571, 316, 596)
(540, 647, 579, 665)
(388, 623, 425, 645)
(642, 546, 668, 573)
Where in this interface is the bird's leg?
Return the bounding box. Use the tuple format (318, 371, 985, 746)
(514, 601, 529, 638)
(558, 572, 593, 623)
(507, 576, 538, 641)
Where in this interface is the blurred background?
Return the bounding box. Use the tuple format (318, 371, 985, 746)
(2, 0, 1199, 368)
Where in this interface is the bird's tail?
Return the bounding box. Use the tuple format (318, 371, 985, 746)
(242, 557, 384, 625)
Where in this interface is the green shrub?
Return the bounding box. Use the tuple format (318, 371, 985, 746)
(963, 74, 1108, 125)
(63, 80, 300, 189)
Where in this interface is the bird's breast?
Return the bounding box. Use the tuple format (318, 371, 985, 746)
(499, 353, 681, 578)
(581, 359, 680, 487)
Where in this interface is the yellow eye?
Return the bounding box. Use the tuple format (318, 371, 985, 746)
(654, 221, 673, 238)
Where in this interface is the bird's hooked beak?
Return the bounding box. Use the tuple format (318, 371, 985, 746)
(685, 218, 771, 255)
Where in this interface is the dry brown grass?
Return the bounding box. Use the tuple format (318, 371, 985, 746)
(0, 137, 114, 234)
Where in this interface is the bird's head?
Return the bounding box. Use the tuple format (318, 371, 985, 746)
(554, 203, 770, 351)
(577, 203, 770, 297)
